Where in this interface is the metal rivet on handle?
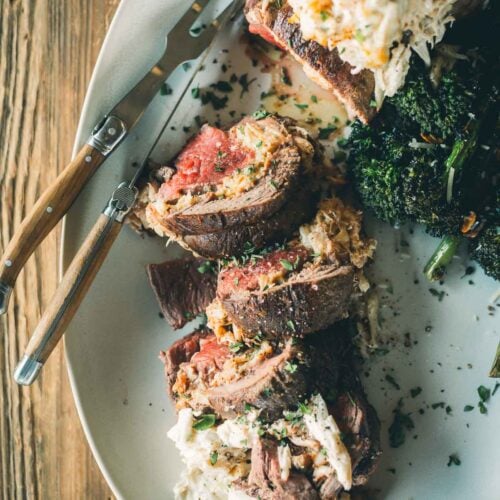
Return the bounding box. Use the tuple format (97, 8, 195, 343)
(85, 155, 92, 163)
(5, 260, 12, 267)
(46, 206, 53, 213)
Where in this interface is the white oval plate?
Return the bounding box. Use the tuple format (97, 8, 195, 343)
(65, 1, 500, 499)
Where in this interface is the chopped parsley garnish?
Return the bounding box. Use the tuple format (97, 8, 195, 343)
(192, 414, 216, 431)
(210, 451, 218, 465)
(477, 385, 491, 402)
(310, 95, 318, 103)
(463, 405, 474, 412)
(388, 402, 414, 448)
(230, 342, 244, 353)
(244, 402, 254, 413)
(191, 86, 200, 99)
(429, 288, 445, 301)
(280, 67, 292, 86)
(238, 73, 257, 97)
(298, 402, 311, 414)
(182, 62, 192, 72)
(294, 103, 308, 110)
(280, 259, 294, 271)
(447, 454, 461, 466)
(318, 125, 337, 140)
(255, 140, 263, 148)
(200, 90, 228, 110)
(410, 387, 422, 398)
(160, 83, 173, 96)
(284, 361, 298, 373)
(354, 29, 366, 42)
(493, 382, 500, 396)
(385, 374, 400, 390)
(197, 261, 215, 274)
(269, 179, 278, 190)
(286, 320, 296, 332)
(253, 108, 270, 120)
(210, 80, 233, 93)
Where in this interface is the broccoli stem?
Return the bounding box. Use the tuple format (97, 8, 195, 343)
(443, 119, 480, 202)
(490, 342, 500, 378)
(424, 235, 461, 281)
(444, 122, 479, 172)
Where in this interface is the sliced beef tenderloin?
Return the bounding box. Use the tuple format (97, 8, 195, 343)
(245, 1, 376, 123)
(162, 144, 302, 235)
(182, 185, 317, 258)
(205, 340, 312, 420)
(162, 330, 318, 420)
(333, 369, 381, 490)
(146, 257, 217, 329)
(237, 438, 319, 500)
(217, 251, 354, 338)
(159, 328, 214, 395)
(137, 114, 322, 258)
(161, 326, 345, 420)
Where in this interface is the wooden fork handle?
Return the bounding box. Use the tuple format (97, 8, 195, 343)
(14, 213, 122, 385)
(0, 144, 106, 314)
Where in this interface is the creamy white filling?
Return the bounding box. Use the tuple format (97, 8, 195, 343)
(304, 394, 352, 491)
(168, 396, 353, 497)
(288, 0, 457, 103)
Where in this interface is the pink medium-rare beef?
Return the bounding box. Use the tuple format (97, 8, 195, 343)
(146, 257, 217, 330)
(245, 1, 376, 123)
(161, 144, 302, 236)
(135, 114, 323, 258)
(158, 125, 254, 201)
(218, 246, 311, 294)
(159, 328, 217, 394)
(163, 329, 316, 420)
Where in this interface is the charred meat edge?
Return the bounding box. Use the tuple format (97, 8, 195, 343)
(218, 264, 355, 337)
(245, 0, 376, 123)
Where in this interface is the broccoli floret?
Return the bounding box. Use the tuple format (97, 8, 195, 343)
(347, 125, 407, 224)
(348, 116, 466, 236)
(390, 61, 480, 140)
(470, 226, 500, 281)
(346, 39, 499, 281)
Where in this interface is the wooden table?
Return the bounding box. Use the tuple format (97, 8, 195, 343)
(0, 1, 119, 497)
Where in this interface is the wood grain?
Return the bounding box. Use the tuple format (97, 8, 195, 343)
(0, 0, 119, 498)
(0, 144, 105, 293)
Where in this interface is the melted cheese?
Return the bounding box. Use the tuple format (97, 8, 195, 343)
(288, 0, 457, 103)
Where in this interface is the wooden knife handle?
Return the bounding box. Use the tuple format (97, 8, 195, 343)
(14, 213, 122, 385)
(0, 144, 105, 313)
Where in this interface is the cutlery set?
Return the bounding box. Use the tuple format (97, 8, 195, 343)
(0, 0, 243, 385)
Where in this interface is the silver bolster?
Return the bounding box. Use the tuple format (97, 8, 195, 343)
(103, 182, 138, 223)
(0, 281, 12, 315)
(87, 115, 128, 156)
(14, 355, 43, 385)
